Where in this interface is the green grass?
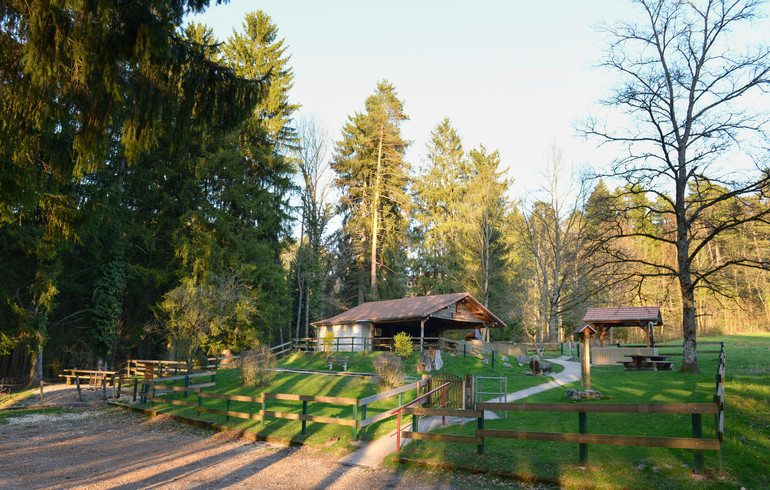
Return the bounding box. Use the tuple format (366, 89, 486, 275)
(391, 333, 770, 489)
(141, 349, 564, 453)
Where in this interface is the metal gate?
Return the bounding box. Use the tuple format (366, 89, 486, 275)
(426, 372, 464, 408)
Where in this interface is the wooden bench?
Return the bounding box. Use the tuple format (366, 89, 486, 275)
(327, 356, 349, 371)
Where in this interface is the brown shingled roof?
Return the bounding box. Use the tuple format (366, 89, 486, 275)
(313, 292, 505, 327)
(583, 306, 662, 324)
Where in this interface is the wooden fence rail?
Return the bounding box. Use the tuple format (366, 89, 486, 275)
(402, 401, 722, 473)
(142, 378, 429, 440)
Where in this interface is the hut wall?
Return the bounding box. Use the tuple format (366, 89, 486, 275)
(316, 322, 373, 352)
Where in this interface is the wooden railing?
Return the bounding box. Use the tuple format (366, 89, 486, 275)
(293, 337, 441, 352)
(401, 401, 722, 473)
(141, 376, 429, 440)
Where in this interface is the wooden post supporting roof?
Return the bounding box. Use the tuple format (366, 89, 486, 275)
(573, 325, 596, 391)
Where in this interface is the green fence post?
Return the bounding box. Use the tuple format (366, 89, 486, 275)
(197, 391, 201, 417)
(352, 404, 359, 440)
(561, 343, 564, 356)
(261, 397, 266, 427)
(337, 337, 340, 352)
(360, 404, 366, 439)
(692, 413, 704, 473)
(215, 356, 219, 371)
(579, 412, 588, 464)
(302, 400, 308, 436)
(412, 411, 419, 449)
(399, 393, 403, 406)
(184, 375, 189, 398)
(477, 411, 485, 455)
(226, 399, 231, 421)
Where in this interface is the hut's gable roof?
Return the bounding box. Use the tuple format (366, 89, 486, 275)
(314, 292, 504, 327)
(583, 306, 662, 324)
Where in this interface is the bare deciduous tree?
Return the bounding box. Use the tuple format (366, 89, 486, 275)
(582, 0, 770, 372)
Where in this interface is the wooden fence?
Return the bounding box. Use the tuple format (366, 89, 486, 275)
(141, 376, 429, 440)
(398, 343, 727, 474)
(293, 337, 441, 352)
(124, 341, 293, 377)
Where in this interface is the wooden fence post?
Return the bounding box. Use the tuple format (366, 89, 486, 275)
(101, 376, 107, 400)
(75, 376, 83, 402)
(39, 380, 44, 405)
(692, 413, 704, 473)
(477, 411, 485, 455)
(579, 412, 588, 464)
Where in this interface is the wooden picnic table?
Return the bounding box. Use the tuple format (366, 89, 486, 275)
(619, 354, 674, 371)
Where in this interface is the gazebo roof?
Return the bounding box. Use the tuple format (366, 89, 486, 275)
(583, 306, 662, 326)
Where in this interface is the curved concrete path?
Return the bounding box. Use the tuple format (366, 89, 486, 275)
(337, 356, 581, 468)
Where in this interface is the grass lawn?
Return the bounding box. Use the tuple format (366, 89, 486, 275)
(390, 333, 770, 489)
(139, 349, 563, 453)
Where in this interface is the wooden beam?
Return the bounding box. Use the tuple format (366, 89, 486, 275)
(475, 402, 719, 415)
(402, 431, 481, 445)
(476, 429, 721, 450)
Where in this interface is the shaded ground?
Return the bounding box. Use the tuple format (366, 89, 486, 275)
(0, 406, 533, 489)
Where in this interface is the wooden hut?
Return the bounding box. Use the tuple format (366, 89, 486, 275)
(312, 292, 506, 351)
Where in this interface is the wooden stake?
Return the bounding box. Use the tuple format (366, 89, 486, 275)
(75, 375, 83, 402)
(39, 380, 44, 404)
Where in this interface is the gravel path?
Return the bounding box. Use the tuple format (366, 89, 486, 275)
(0, 406, 530, 489)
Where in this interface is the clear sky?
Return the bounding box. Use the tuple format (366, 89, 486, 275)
(187, 0, 769, 201)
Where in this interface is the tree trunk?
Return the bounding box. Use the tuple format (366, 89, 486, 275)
(370, 126, 384, 300)
(304, 283, 311, 338)
(677, 181, 700, 372)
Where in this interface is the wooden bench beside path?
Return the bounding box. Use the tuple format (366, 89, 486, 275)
(327, 356, 349, 371)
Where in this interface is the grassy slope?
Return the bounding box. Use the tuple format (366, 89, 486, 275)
(141, 349, 563, 453)
(392, 334, 770, 489)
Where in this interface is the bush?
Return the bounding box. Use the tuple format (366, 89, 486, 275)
(373, 353, 405, 391)
(393, 331, 413, 358)
(322, 330, 335, 352)
(241, 346, 277, 387)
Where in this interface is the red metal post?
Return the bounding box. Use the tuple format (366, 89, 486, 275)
(396, 410, 402, 451)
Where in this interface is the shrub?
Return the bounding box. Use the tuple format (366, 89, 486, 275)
(241, 346, 277, 387)
(322, 330, 335, 352)
(373, 353, 405, 391)
(393, 331, 413, 358)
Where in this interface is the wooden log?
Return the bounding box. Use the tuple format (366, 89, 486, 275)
(476, 429, 721, 450)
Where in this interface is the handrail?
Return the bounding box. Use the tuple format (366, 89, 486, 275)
(391, 381, 449, 451)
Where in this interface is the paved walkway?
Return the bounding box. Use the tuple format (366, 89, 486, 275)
(337, 356, 581, 468)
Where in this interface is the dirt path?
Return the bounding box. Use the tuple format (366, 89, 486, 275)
(0, 406, 528, 489)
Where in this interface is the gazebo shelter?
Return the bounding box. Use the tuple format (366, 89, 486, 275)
(582, 306, 663, 347)
(313, 292, 506, 351)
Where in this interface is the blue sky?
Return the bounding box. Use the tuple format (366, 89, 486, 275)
(188, 1, 769, 201)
